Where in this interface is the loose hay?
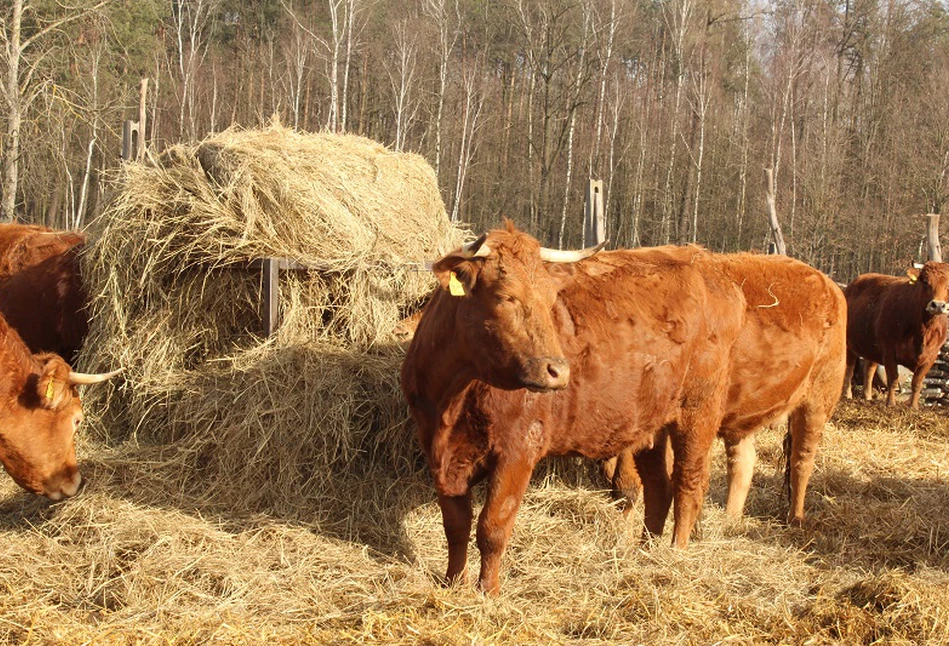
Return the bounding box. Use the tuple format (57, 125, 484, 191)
(4, 125, 949, 641)
(78, 123, 463, 513)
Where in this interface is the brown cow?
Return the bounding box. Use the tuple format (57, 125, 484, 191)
(843, 261, 949, 409)
(0, 224, 87, 363)
(0, 311, 119, 499)
(401, 223, 846, 594)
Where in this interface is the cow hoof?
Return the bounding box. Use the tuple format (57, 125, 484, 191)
(787, 516, 805, 529)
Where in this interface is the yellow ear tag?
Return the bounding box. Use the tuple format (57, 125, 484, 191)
(448, 272, 466, 297)
(908, 273, 918, 284)
(45, 378, 55, 400)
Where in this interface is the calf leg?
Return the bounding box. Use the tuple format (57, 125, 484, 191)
(724, 434, 756, 519)
(438, 492, 473, 584)
(843, 351, 857, 399)
(862, 359, 878, 401)
(633, 437, 673, 538)
(476, 458, 534, 595)
(786, 405, 825, 526)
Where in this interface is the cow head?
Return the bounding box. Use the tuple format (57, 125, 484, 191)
(0, 352, 121, 501)
(908, 262, 949, 316)
(428, 222, 602, 392)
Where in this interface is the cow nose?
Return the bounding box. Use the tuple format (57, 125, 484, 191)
(45, 470, 82, 501)
(544, 357, 571, 390)
(927, 300, 949, 315)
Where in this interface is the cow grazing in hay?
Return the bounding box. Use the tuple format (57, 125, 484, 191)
(843, 261, 949, 409)
(0, 312, 119, 500)
(401, 223, 846, 594)
(0, 224, 87, 363)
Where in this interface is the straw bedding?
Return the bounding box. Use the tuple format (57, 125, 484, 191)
(2, 126, 949, 642)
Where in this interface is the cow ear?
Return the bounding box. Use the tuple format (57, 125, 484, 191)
(431, 254, 479, 297)
(36, 357, 72, 410)
(907, 268, 921, 284)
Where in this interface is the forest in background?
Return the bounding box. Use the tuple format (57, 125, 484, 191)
(3, 0, 949, 280)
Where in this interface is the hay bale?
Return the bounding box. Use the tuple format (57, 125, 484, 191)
(80, 124, 464, 511)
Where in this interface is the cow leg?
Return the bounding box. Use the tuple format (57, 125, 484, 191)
(884, 359, 900, 407)
(786, 405, 825, 526)
(724, 433, 756, 520)
(843, 351, 857, 399)
(908, 364, 928, 410)
(634, 436, 673, 539)
(862, 359, 878, 401)
(438, 491, 473, 584)
(608, 448, 643, 513)
(476, 458, 533, 595)
(669, 423, 718, 548)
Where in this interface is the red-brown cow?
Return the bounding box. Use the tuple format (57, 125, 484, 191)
(0, 224, 87, 363)
(843, 261, 949, 409)
(401, 223, 846, 594)
(0, 311, 119, 499)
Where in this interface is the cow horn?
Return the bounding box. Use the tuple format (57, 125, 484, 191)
(461, 234, 491, 258)
(68, 368, 124, 385)
(539, 241, 608, 263)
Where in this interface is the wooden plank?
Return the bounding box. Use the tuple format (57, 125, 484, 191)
(262, 257, 279, 336)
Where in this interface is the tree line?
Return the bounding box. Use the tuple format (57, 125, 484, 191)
(3, 0, 949, 280)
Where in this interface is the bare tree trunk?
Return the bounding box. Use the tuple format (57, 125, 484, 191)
(1, 0, 23, 221)
(326, 0, 343, 131)
(559, 1, 592, 248)
(766, 167, 787, 255)
(425, 0, 457, 178)
(926, 213, 942, 262)
(450, 67, 484, 222)
(340, 0, 357, 132)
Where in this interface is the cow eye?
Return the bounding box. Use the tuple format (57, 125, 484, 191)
(73, 415, 83, 430)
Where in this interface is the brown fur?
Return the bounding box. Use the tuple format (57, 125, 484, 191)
(843, 262, 949, 409)
(0, 312, 85, 499)
(401, 225, 846, 594)
(0, 224, 87, 363)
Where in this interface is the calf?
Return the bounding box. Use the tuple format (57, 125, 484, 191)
(843, 262, 949, 409)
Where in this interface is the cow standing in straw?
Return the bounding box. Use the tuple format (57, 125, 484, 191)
(843, 261, 949, 409)
(401, 223, 846, 594)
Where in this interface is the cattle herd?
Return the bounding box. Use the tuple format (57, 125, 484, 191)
(0, 220, 945, 596)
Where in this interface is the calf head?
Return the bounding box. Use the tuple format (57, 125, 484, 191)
(0, 353, 120, 501)
(429, 223, 602, 392)
(909, 262, 949, 316)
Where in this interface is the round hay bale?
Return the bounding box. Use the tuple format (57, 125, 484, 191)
(80, 124, 464, 512)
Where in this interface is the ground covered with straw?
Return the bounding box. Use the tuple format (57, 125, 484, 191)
(6, 125, 949, 643)
(1, 399, 949, 644)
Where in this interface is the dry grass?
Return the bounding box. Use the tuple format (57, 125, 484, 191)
(5, 126, 949, 643)
(2, 400, 949, 644)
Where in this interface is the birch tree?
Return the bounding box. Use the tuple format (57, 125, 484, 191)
(0, 0, 112, 221)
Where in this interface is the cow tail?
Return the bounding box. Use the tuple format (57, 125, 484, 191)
(782, 428, 792, 504)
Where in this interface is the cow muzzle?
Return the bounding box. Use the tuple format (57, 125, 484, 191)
(44, 470, 82, 501)
(520, 356, 571, 392)
(927, 300, 949, 315)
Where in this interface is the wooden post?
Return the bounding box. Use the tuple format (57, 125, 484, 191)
(121, 120, 140, 161)
(765, 168, 786, 255)
(584, 179, 605, 246)
(262, 257, 280, 336)
(137, 78, 148, 161)
(926, 213, 942, 262)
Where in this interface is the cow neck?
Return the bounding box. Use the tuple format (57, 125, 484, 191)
(412, 289, 480, 412)
(0, 321, 35, 401)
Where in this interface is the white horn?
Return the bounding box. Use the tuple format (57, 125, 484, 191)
(461, 233, 491, 258)
(68, 368, 124, 385)
(539, 241, 608, 263)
